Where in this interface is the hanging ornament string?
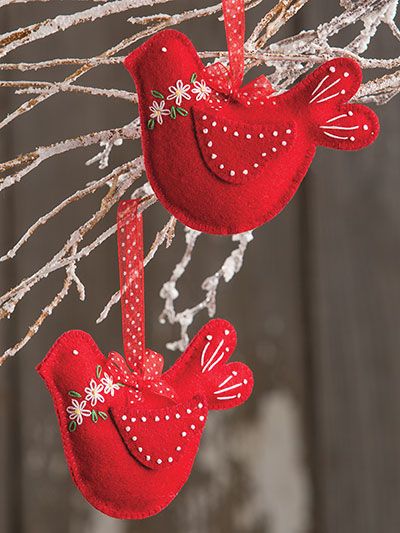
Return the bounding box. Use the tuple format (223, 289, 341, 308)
(204, 0, 273, 102)
(107, 200, 176, 400)
(117, 200, 145, 371)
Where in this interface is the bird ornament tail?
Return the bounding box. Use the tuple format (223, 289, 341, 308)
(289, 57, 379, 151)
(37, 199, 253, 519)
(124, 0, 379, 235)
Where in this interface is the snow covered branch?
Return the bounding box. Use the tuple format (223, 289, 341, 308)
(0, 0, 399, 363)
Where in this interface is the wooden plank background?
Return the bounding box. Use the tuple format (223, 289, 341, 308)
(0, 2, 399, 532)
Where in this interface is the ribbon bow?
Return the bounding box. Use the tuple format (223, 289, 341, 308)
(203, 0, 273, 104)
(103, 201, 177, 402)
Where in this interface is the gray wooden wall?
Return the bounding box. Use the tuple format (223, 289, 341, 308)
(1, 2, 399, 533)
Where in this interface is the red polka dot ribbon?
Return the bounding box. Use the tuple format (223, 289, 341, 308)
(204, 0, 273, 102)
(107, 200, 176, 401)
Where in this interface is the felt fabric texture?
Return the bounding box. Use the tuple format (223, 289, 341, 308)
(124, 30, 380, 235)
(37, 200, 254, 520)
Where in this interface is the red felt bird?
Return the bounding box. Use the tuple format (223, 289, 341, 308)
(37, 201, 253, 519)
(125, 24, 379, 235)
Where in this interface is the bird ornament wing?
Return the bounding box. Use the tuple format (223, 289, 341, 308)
(192, 105, 295, 185)
(111, 395, 208, 470)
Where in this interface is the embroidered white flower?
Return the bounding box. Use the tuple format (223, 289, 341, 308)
(84, 379, 105, 407)
(192, 79, 212, 101)
(167, 79, 191, 106)
(101, 372, 120, 397)
(66, 399, 91, 426)
(149, 100, 170, 125)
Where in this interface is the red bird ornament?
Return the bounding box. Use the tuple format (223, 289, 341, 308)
(37, 200, 253, 519)
(125, 0, 379, 235)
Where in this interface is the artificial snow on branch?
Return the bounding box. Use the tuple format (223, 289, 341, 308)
(0, 0, 399, 364)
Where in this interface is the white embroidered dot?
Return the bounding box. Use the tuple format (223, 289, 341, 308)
(176, 446, 182, 452)
(234, 131, 239, 137)
(282, 140, 287, 146)
(132, 436, 137, 441)
(273, 130, 278, 137)
(259, 133, 264, 139)
(212, 121, 217, 127)
(254, 163, 259, 168)
(191, 424, 196, 430)
(246, 134, 251, 139)
(157, 458, 162, 464)
(344, 71, 349, 77)
(186, 408, 192, 414)
(329, 66, 336, 73)
(350, 136, 355, 141)
(219, 164, 224, 169)
(230, 170, 235, 177)
(202, 115, 207, 120)
(206, 335, 213, 341)
(272, 147, 277, 152)
(198, 402, 203, 409)
(131, 417, 136, 423)
(141, 416, 147, 422)
(121, 415, 127, 421)
(168, 457, 173, 463)
(155, 416, 160, 422)
(138, 447, 143, 452)
(146, 455, 151, 461)
(165, 415, 170, 421)
(348, 110, 354, 116)
(233, 371, 238, 376)
(181, 431, 187, 437)
(243, 169, 248, 175)
(363, 124, 369, 130)
(161, 47, 167, 53)
(244, 378, 248, 384)
(223, 126, 228, 132)
(203, 128, 208, 134)
(340, 89, 346, 94)
(286, 129, 292, 134)
(72, 349, 79, 355)
(262, 152, 267, 157)
(211, 154, 217, 159)
(199, 415, 205, 421)
(175, 413, 181, 419)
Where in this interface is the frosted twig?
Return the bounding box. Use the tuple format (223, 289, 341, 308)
(0, 80, 136, 102)
(159, 230, 254, 352)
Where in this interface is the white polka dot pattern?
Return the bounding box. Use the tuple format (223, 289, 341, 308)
(117, 201, 145, 371)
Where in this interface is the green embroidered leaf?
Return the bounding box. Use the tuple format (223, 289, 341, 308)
(91, 410, 98, 423)
(147, 118, 155, 130)
(98, 411, 108, 421)
(116, 382, 126, 388)
(68, 421, 77, 432)
(176, 107, 188, 117)
(96, 365, 102, 379)
(170, 106, 177, 119)
(68, 390, 81, 398)
(151, 90, 164, 99)
(190, 72, 197, 83)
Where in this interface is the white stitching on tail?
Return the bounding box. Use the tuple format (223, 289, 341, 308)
(216, 395, 238, 400)
(326, 113, 348, 123)
(320, 125, 359, 130)
(316, 91, 341, 104)
(310, 77, 341, 104)
(200, 341, 210, 368)
(323, 131, 349, 140)
(214, 382, 243, 395)
(218, 375, 233, 388)
(202, 339, 224, 373)
(311, 74, 329, 96)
